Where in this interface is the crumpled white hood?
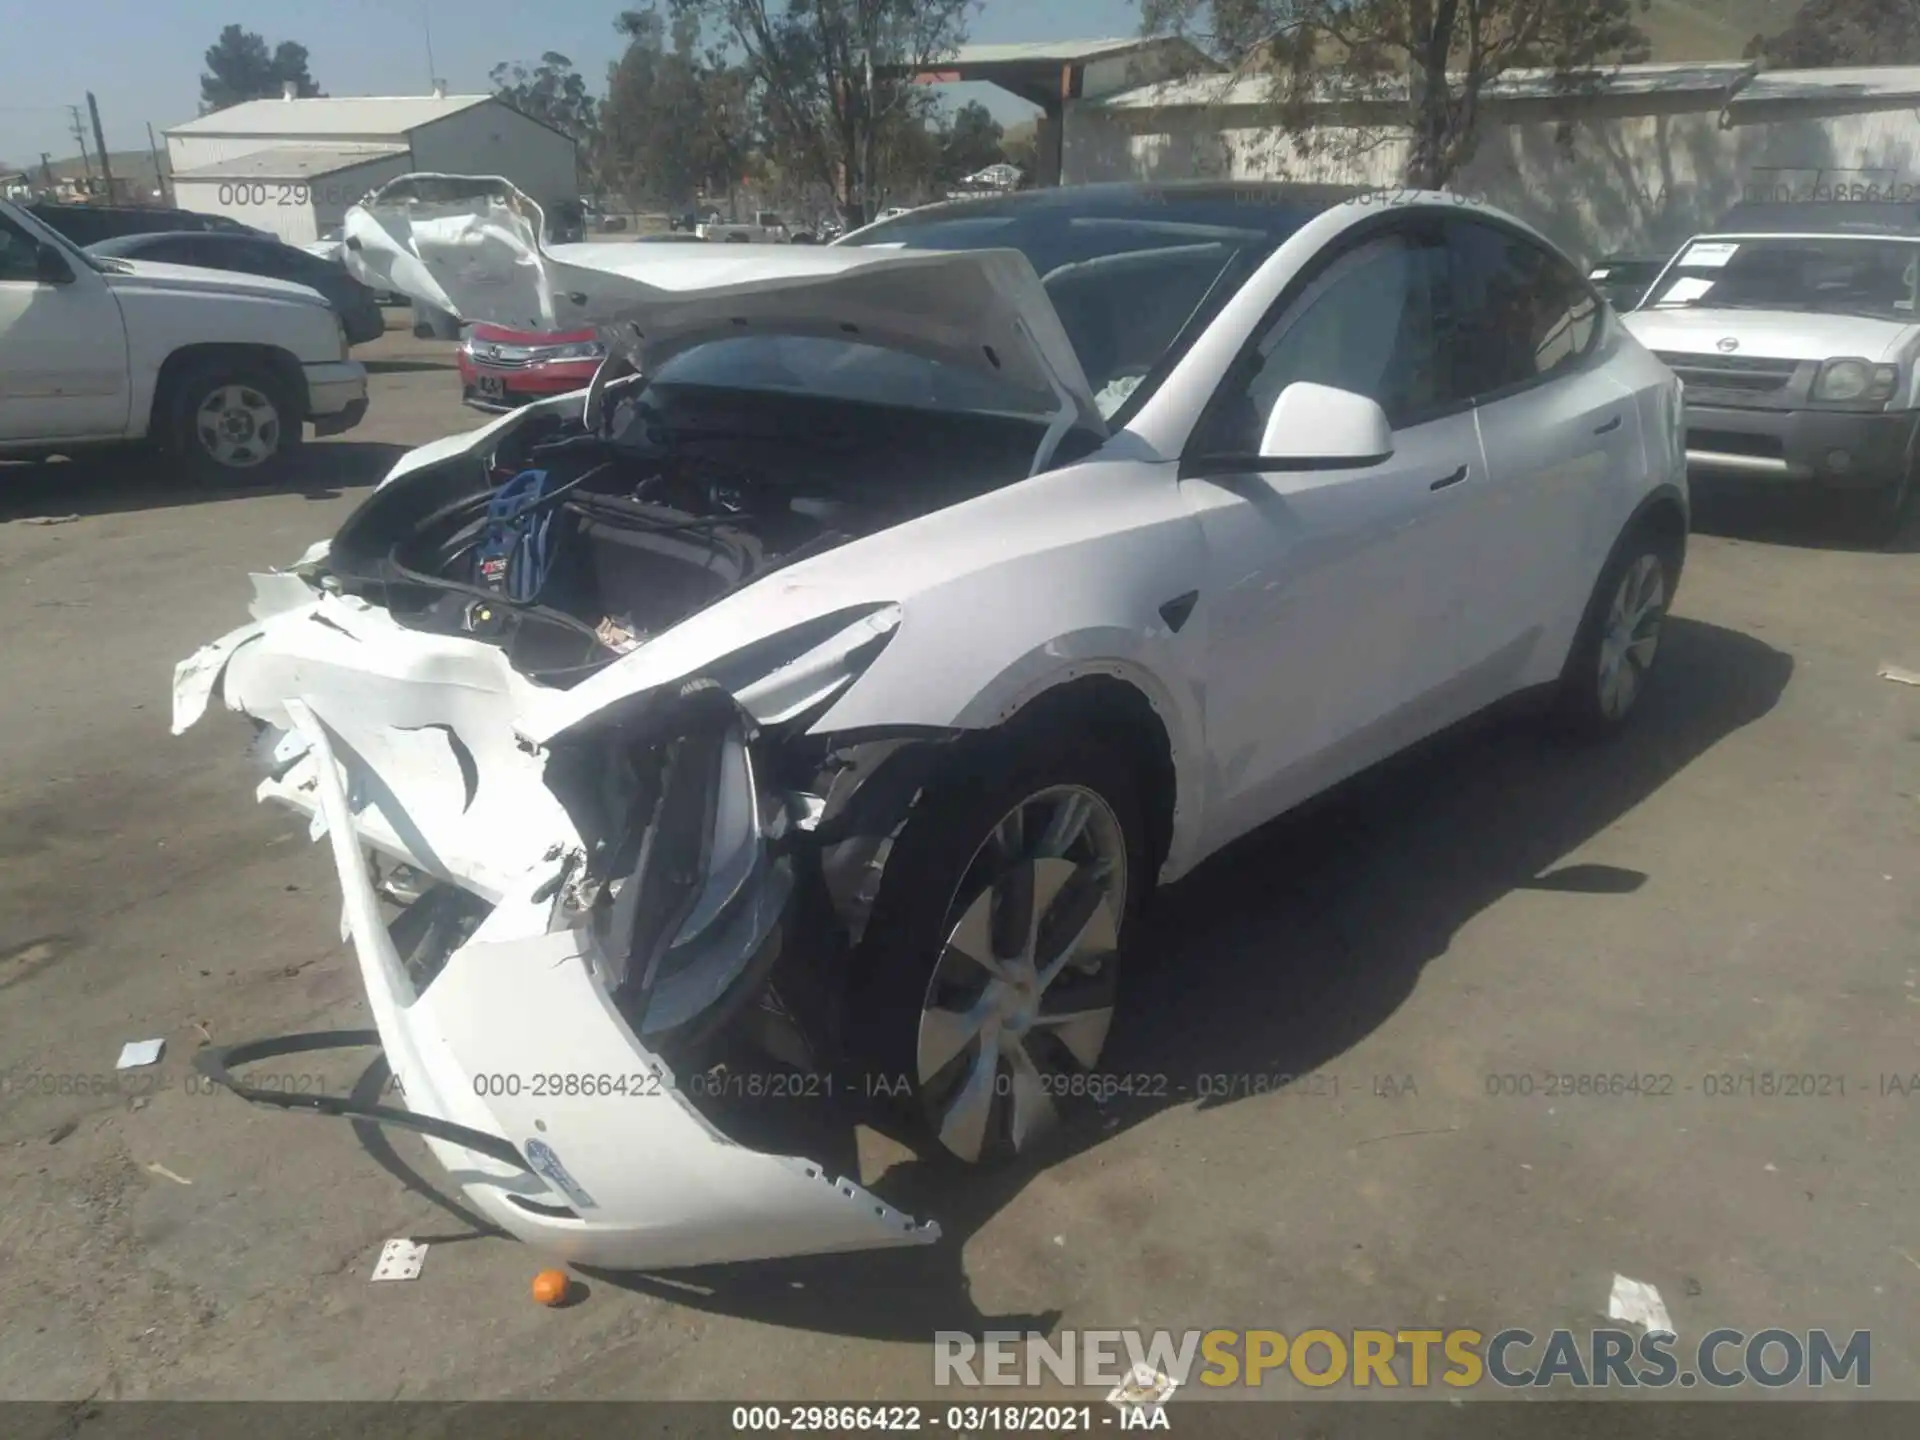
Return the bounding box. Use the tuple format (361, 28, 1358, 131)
(342, 173, 1104, 432)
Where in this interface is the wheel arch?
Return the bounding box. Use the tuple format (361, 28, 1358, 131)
(150, 343, 311, 438)
(807, 665, 1191, 895)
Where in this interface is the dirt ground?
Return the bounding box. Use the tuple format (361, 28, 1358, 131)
(0, 328, 1916, 1404)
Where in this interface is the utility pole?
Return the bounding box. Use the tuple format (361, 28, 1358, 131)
(67, 105, 94, 186)
(146, 122, 168, 205)
(87, 92, 115, 201)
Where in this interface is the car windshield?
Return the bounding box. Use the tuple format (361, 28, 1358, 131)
(1644, 234, 1920, 321)
(839, 192, 1334, 419)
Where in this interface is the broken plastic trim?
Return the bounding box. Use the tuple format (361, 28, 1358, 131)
(191, 1029, 533, 1173)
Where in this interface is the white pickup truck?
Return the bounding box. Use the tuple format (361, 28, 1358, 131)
(696, 210, 791, 244)
(0, 199, 369, 482)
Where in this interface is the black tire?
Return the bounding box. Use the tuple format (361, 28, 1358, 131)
(165, 361, 301, 486)
(1550, 521, 1681, 737)
(851, 724, 1150, 1165)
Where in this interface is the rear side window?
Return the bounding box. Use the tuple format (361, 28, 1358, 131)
(1444, 219, 1600, 399)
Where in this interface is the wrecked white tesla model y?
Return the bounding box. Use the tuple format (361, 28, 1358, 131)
(173, 175, 1687, 1269)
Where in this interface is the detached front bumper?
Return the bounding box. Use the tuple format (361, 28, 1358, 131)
(172, 584, 939, 1270)
(1685, 403, 1919, 488)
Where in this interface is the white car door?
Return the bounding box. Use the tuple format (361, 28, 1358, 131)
(0, 209, 130, 441)
(1442, 216, 1643, 697)
(1178, 224, 1491, 850)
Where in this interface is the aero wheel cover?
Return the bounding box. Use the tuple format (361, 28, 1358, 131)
(914, 784, 1127, 1163)
(1596, 552, 1666, 721)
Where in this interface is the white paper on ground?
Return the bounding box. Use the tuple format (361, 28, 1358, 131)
(1607, 1273, 1674, 1334)
(1107, 1362, 1180, 1409)
(116, 1039, 165, 1069)
(371, 1238, 429, 1281)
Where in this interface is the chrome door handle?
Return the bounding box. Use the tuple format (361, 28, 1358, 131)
(1593, 414, 1622, 434)
(1429, 465, 1469, 491)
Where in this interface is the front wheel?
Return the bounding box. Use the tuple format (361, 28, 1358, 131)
(853, 734, 1148, 1165)
(1552, 529, 1677, 736)
(166, 362, 301, 485)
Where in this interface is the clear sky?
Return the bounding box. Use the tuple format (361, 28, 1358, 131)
(0, 0, 1146, 168)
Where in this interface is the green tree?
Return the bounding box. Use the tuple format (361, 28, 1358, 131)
(671, 0, 975, 227)
(601, 6, 754, 206)
(490, 52, 601, 185)
(1142, 0, 1650, 188)
(1747, 0, 1920, 64)
(199, 25, 323, 113)
(941, 100, 1005, 179)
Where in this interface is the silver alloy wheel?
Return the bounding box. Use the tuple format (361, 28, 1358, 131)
(1596, 552, 1667, 720)
(195, 383, 282, 469)
(915, 784, 1128, 1163)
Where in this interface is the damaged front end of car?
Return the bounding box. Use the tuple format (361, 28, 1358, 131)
(175, 557, 964, 1268)
(168, 174, 1113, 1270)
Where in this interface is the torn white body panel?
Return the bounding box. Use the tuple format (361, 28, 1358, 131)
(181, 590, 574, 900)
(287, 700, 936, 1268)
(343, 174, 1104, 435)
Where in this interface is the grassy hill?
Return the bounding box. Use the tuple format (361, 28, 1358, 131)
(1642, 0, 1805, 59)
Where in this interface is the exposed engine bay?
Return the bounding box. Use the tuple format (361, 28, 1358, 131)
(325, 371, 1069, 687)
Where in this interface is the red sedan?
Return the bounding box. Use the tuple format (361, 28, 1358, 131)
(457, 324, 605, 411)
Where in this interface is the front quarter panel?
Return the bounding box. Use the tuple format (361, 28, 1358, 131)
(111, 280, 343, 435)
(538, 448, 1216, 877)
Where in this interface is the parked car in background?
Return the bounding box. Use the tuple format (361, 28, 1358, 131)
(1621, 200, 1920, 537)
(176, 175, 1685, 1270)
(87, 231, 387, 346)
(635, 231, 706, 244)
(457, 322, 604, 410)
(697, 210, 790, 243)
(1588, 253, 1671, 311)
(0, 198, 367, 482)
(27, 201, 269, 246)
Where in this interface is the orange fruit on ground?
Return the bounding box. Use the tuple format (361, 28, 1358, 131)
(531, 1268, 571, 1306)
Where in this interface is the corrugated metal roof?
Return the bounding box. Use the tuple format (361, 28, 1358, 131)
(946, 37, 1173, 65)
(1095, 60, 1757, 110)
(167, 94, 492, 138)
(171, 144, 409, 181)
(1732, 66, 1920, 104)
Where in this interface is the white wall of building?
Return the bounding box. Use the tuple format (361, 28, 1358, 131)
(170, 155, 412, 244)
(1063, 78, 1920, 262)
(407, 104, 578, 209)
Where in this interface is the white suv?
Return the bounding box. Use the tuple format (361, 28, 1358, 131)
(0, 199, 368, 482)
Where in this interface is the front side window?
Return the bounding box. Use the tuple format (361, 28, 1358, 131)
(1642, 234, 1920, 322)
(1194, 228, 1448, 454)
(1445, 219, 1600, 398)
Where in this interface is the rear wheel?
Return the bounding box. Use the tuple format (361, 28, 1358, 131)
(854, 731, 1148, 1165)
(166, 362, 301, 485)
(1551, 526, 1678, 736)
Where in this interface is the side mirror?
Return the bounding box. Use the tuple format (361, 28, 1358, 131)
(36, 243, 74, 285)
(1258, 382, 1394, 468)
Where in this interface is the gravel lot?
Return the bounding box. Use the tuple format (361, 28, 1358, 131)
(1, 328, 1916, 1403)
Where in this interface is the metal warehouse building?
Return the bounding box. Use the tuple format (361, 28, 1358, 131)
(1054, 62, 1920, 262)
(164, 85, 578, 245)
